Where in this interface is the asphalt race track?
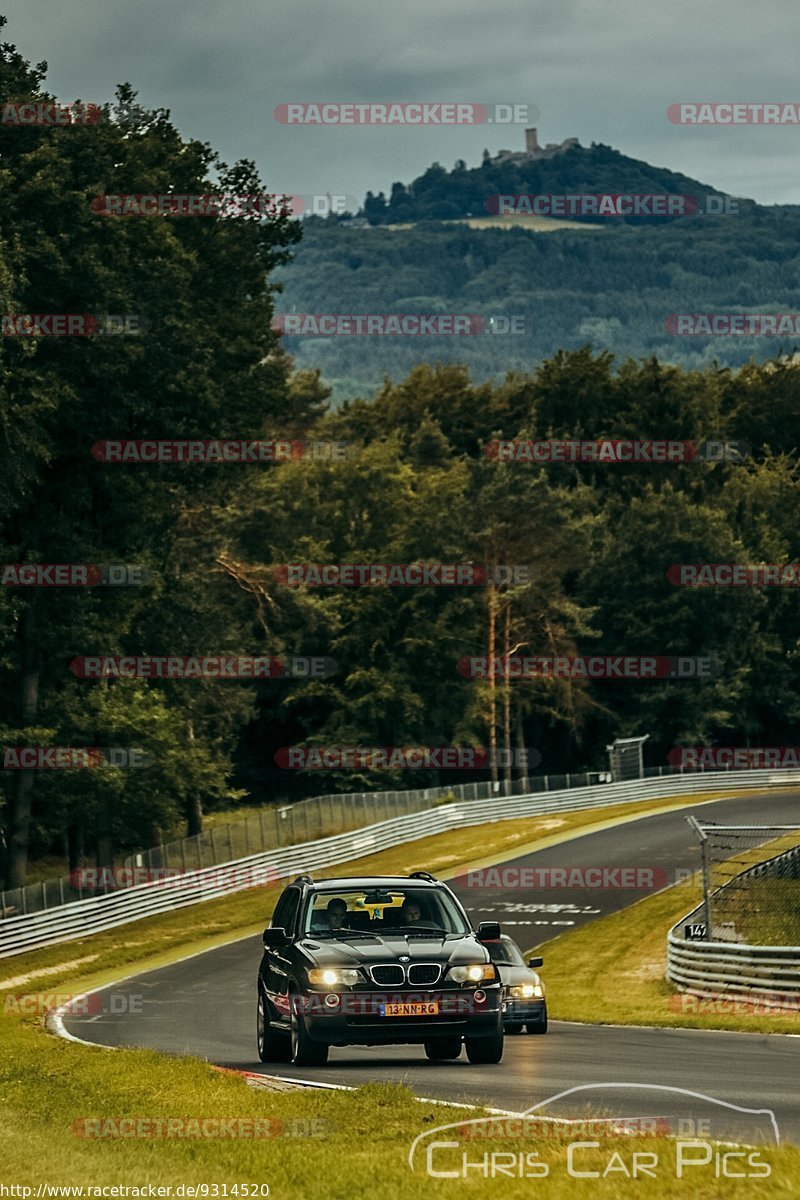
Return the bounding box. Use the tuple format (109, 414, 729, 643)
(60, 791, 800, 1143)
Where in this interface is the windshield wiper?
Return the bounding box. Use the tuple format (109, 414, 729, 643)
(308, 928, 379, 940)
(388, 925, 449, 936)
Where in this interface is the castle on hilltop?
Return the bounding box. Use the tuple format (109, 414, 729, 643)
(489, 127, 579, 166)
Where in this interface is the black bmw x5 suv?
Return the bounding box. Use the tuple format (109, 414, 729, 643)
(257, 872, 504, 1066)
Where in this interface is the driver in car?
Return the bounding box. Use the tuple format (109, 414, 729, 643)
(400, 898, 439, 928)
(326, 897, 348, 931)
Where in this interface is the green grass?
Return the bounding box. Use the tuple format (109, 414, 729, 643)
(724, 877, 800, 944)
(534, 869, 800, 1034)
(3, 1014, 799, 1195)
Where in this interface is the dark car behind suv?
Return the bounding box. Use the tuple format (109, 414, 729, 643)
(257, 872, 504, 1066)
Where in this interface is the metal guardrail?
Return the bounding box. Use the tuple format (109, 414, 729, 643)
(1, 769, 616, 919)
(2, 766, 798, 961)
(667, 841, 800, 1004)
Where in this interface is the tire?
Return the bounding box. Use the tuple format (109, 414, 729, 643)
(257, 988, 291, 1063)
(527, 1005, 548, 1035)
(465, 1024, 504, 1064)
(505, 1022, 524, 1034)
(424, 1038, 462, 1061)
(290, 992, 329, 1066)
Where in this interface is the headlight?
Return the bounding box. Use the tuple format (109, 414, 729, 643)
(449, 964, 496, 984)
(510, 983, 544, 999)
(307, 968, 361, 987)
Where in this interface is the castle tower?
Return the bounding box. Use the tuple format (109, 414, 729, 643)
(525, 127, 540, 155)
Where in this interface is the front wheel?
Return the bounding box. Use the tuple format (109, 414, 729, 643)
(465, 1024, 504, 1064)
(257, 989, 291, 1063)
(290, 994, 329, 1066)
(424, 1038, 462, 1061)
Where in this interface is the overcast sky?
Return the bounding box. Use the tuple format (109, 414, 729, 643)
(4, 0, 800, 206)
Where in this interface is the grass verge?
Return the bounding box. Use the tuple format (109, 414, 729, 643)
(533, 869, 800, 1034)
(4, 1012, 799, 1195)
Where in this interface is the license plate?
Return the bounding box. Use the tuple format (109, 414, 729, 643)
(379, 1001, 439, 1017)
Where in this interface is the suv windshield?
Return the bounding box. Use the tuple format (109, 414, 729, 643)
(302, 886, 470, 937)
(487, 938, 527, 967)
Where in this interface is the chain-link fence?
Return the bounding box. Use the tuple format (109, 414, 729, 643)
(688, 819, 800, 944)
(0, 760, 751, 920)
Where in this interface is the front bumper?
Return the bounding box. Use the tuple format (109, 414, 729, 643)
(296, 988, 502, 1046)
(502, 997, 546, 1025)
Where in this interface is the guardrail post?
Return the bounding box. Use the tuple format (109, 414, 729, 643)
(210, 826, 218, 864)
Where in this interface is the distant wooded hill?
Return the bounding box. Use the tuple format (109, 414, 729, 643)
(357, 141, 754, 226)
(276, 201, 800, 403)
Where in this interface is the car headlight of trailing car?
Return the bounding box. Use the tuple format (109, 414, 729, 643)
(307, 968, 362, 987)
(509, 982, 544, 999)
(448, 964, 497, 984)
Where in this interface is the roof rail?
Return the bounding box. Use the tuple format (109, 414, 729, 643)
(407, 871, 438, 882)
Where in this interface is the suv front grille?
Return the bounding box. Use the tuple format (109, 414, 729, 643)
(369, 964, 405, 987)
(407, 963, 442, 986)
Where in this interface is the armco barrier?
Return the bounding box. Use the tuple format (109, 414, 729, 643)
(668, 842, 800, 1004)
(1, 767, 798, 960)
(4, 769, 614, 918)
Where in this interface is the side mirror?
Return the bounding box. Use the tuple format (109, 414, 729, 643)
(262, 926, 288, 949)
(528, 956, 543, 969)
(477, 921, 502, 942)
